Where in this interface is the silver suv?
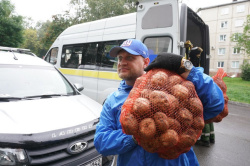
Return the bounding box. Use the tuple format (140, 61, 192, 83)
(0, 47, 115, 166)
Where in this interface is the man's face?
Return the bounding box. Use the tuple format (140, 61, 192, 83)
(117, 50, 149, 85)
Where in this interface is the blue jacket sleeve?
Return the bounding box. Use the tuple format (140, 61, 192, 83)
(94, 98, 136, 156)
(187, 67, 224, 120)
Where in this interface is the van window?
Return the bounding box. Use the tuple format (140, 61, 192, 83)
(81, 43, 98, 69)
(45, 47, 58, 65)
(62, 45, 84, 68)
(142, 4, 173, 29)
(144, 37, 173, 54)
(61, 41, 124, 71)
(99, 41, 124, 71)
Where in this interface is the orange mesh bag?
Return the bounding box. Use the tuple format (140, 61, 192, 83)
(120, 69, 204, 159)
(207, 68, 228, 123)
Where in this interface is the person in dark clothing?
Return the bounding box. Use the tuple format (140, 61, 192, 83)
(188, 47, 216, 147)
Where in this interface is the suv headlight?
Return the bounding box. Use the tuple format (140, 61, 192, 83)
(0, 148, 28, 166)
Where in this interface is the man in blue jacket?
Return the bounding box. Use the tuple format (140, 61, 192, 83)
(94, 39, 224, 166)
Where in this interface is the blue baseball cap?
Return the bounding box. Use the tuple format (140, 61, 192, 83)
(109, 39, 149, 58)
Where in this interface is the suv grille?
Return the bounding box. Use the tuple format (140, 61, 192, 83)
(26, 130, 98, 166)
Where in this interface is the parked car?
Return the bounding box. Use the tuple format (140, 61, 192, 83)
(0, 46, 115, 166)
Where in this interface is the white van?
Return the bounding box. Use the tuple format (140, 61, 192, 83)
(0, 47, 115, 166)
(45, 0, 210, 104)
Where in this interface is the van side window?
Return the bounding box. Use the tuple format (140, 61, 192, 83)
(99, 40, 124, 71)
(80, 43, 98, 69)
(61, 40, 124, 70)
(62, 45, 84, 69)
(45, 47, 58, 65)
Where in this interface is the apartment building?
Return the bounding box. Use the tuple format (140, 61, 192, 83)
(198, 0, 250, 76)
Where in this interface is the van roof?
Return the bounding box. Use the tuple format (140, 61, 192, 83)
(60, 13, 136, 37)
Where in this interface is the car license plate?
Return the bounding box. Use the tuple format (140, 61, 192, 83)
(84, 157, 102, 166)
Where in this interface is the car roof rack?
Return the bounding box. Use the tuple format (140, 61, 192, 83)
(0, 46, 31, 52)
(0, 46, 36, 56)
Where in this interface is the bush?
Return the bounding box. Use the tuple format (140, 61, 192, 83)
(241, 60, 250, 81)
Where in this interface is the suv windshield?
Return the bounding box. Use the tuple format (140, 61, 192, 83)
(0, 65, 74, 98)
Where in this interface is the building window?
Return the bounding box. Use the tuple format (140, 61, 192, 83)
(233, 47, 240, 54)
(237, 5, 245, 13)
(235, 19, 244, 27)
(219, 35, 226, 41)
(218, 61, 224, 68)
(221, 8, 229, 15)
(221, 21, 228, 28)
(218, 48, 226, 55)
(231, 61, 239, 68)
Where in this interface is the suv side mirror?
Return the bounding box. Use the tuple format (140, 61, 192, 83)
(74, 83, 84, 92)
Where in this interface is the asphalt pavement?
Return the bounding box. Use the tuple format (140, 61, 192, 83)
(194, 102, 250, 166)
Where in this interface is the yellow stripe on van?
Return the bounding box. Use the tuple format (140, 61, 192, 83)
(60, 68, 84, 76)
(98, 71, 121, 80)
(59, 68, 121, 80)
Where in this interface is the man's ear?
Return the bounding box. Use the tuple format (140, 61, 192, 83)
(144, 58, 150, 68)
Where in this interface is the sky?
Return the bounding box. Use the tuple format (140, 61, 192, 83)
(11, 0, 72, 22)
(10, 0, 235, 23)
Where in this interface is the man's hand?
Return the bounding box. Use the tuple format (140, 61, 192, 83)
(144, 53, 184, 73)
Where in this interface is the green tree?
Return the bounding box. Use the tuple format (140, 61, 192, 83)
(231, 15, 250, 81)
(40, 14, 71, 51)
(20, 28, 41, 55)
(231, 15, 250, 56)
(241, 60, 250, 81)
(0, 0, 24, 47)
(22, 17, 36, 29)
(70, 0, 137, 22)
(37, 0, 138, 56)
(36, 21, 52, 57)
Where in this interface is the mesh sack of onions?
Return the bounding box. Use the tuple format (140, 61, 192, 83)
(120, 68, 204, 159)
(206, 68, 229, 123)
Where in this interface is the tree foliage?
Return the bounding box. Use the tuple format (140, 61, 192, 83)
(70, 0, 137, 22)
(35, 21, 53, 57)
(20, 29, 39, 53)
(241, 60, 250, 81)
(40, 14, 71, 51)
(231, 15, 250, 81)
(0, 0, 24, 47)
(231, 15, 250, 56)
(21, 11, 73, 57)
(36, 0, 138, 56)
(0, 0, 138, 56)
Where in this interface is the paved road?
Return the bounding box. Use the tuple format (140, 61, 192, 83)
(194, 103, 250, 166)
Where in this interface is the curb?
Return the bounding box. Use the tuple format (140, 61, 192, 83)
(228, 100, 250, 108)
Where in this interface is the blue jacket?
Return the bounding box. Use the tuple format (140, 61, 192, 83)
(94, 67, 224, 166)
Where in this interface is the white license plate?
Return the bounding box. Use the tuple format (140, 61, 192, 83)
(84, 157, 102, 166)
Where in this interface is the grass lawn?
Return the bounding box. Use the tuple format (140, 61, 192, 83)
(223, 77, 250, 104)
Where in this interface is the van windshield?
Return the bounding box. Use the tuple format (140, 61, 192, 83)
(0, 65, 74, 98)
